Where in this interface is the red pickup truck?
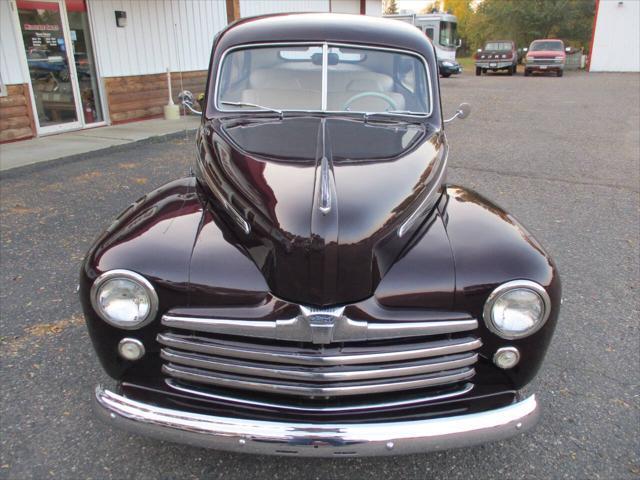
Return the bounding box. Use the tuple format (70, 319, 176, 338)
(524, 39, 567, 77)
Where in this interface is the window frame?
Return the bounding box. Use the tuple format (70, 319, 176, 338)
(212, 41, 433, 118)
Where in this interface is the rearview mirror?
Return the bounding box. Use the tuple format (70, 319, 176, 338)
(178, 90, 202, 115)
(444, 103, 471, 124)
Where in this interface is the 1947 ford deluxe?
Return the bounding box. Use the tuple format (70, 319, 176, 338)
(80, 13, 561, 457)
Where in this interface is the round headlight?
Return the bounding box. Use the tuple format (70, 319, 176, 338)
(90, 270, 158, 329)
(483, 280, 551, 339)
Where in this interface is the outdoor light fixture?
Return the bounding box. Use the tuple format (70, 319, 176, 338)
(115, 11, 127, 28)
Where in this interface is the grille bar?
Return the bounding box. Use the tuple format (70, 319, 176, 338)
(165, 379, 475, 412)
(531, 58, 560, 65)
(162, 314, 478, 343)
(157, 333, 482, 366)
(162, 363, 476, 397)
(161, 348, 478, 382)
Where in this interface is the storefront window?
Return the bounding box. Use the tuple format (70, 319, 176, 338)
(18, 0, 79, 127)
(65, 0, 103, 124)
(17, 0, 103, 130)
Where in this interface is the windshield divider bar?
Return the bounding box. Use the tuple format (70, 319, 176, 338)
(321, 43, 328, 112)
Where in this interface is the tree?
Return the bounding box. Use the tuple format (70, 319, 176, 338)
(420, 2, 438, 14)
(465, 0, 595, 51)
(442, 0, 474, 54)
(384, 0, 399, 15)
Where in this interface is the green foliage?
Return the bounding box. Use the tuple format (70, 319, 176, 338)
(443, 0, 475, 55)
(450, 0, 595, 52)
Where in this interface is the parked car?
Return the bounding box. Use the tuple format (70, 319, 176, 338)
(524, 39, 567, 77)
(475, 40, 518, 75)
(81, 13, 561, 457)
(438, 57, 463, 77)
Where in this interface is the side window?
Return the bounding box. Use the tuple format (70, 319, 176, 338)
(425, 28, 434, 40)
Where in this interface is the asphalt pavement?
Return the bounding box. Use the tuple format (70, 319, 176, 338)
(1, 69, 639, 479)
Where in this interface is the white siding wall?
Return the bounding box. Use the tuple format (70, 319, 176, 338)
(0, 0, 27, 85)
(329, 0, 359, 14)
(1, 0, 384, 84)
(240, 0, 329, 17)
(87, 0, 227, 77)
(590, 0, 640, 72)
(366, 0, 381, 17)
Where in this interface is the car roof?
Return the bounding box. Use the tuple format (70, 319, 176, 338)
(216, 13, 435, 59)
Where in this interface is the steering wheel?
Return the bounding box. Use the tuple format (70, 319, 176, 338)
(343, 91, 398, 111)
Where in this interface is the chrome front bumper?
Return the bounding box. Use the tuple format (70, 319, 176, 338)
(94, 385, 540, 456)
(476, 61, 513, 69)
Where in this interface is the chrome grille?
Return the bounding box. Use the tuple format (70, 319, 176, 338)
(531, 58, 560, 65)
(158, 310, 481, 401)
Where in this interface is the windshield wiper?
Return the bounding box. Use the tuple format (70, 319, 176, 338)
(362, 110, 428, 122)
(221, 101, 283, 117)
(383, 110, 428, 117)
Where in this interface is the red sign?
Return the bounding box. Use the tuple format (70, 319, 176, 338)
(23, 23, 60, 31)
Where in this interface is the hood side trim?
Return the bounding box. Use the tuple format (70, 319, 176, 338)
(398, 140, 448, 238)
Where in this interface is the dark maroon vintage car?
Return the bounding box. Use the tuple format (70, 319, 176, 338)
(80, 13, 560, 457)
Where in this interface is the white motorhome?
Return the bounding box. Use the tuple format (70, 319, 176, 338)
(384, 12, 462, 76)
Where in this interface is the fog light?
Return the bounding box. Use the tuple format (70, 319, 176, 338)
(118, 338, 145, 361)
(493, 346, 520, 369)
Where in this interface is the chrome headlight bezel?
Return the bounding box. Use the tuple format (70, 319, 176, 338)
(90, 269, 159, 329)
(483, 280, 551, 339)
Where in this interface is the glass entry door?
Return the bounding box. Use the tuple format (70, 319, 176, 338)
(16, 0, 104, 134)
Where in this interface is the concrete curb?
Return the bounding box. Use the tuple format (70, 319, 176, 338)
(0, 128, 198, 179)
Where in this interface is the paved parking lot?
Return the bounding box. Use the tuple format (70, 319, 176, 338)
(1, 70, 638, 479)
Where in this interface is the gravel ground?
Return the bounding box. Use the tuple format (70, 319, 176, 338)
(1, 70, 639, 480)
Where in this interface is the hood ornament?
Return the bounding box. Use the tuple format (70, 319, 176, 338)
(318, 156, 332, 215)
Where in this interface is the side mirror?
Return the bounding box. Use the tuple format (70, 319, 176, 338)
(444, 103, 471, 124)
(178, 90, 202, 115)
(456, 38, 462, 48)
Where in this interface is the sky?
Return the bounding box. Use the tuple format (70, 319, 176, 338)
(396, 0, 441, 14)
(395, 0, 483, 14)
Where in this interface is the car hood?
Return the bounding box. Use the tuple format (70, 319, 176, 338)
(196, 116, 446, 306)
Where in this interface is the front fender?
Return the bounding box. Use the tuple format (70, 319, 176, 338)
(441, 185, 561, 388)
(79, 177, 204, 378)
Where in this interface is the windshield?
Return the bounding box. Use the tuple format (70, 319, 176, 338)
(484, 42, 512, 51)
(439, 21, 457, 48)
(216, 44, 431, 115)
(530, 41, 563, 51)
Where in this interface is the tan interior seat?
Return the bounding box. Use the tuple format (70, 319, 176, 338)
(233, 67, 404, 111)
(240, 89, 321, 110)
